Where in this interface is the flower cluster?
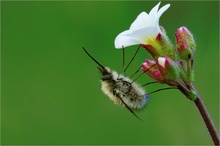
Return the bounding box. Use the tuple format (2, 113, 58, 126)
(114, 2, 197, 100)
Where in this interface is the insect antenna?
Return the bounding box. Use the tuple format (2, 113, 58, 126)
(83, 47, 106, 72)
(117, 95, 143, 122)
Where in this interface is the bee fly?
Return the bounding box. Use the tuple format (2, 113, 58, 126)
(83, 47, 154, 121)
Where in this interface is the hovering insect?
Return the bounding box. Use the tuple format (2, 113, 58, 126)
(83, 47, 153, 121)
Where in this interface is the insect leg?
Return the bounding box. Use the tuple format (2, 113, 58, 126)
(123, 45, 141, 73)
(142, 81, 157, 87)
(131, 64, 157, 84)
(146, 87, 178, 95)
(116, 94, 143, 122)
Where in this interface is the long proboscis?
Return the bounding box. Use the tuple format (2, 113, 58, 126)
(83, 47, 105, 69)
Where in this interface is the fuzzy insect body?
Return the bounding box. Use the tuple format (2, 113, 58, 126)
(100, 67, 149, 110)
(83, 47, 150, 120)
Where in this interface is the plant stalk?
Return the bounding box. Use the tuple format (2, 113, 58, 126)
(192, 86, 220, 145)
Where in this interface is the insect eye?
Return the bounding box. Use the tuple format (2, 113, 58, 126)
(102, 74, 111, 80)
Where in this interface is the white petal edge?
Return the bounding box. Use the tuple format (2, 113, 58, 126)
(115, 36, 142, 48)
(156, 4, 170, 20)
(114, 2, 170, 49)
(149, 2, 161, 18)
(153, 3, 170, 32)
(114, 26, 159, 49)
(129, 12, 151, 30)
(158, 57, 166, 68)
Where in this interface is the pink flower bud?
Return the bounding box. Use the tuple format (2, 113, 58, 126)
(152, 71, 164, 82)
(178, 42, 193, 60)
(141, 59, 165, 83)
(157, 56, 180, 80)
(175, 26, 196, 56)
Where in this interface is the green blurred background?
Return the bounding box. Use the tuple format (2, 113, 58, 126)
(1, 1, 219, 145)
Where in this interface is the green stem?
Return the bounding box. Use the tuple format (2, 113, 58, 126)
(192, 85, 220, 145)
(177, 81, 219, 144)
(186, 59, 191, 81)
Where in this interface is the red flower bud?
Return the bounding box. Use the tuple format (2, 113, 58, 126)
(178, 42, 193, 60)
(175, 26, 196, 57)
(157, 56, 180, 80)
(141, 59, 165, 83)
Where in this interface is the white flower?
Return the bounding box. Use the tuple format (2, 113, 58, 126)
(114, 2, 170, 48)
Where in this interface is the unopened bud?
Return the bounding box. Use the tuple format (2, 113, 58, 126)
(157, 56, 180, 80)
(178, 43, 193, 60)
(175, 26, 196, 57)
(141, 59, 164, 83)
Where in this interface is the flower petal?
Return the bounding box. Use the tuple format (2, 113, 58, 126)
(115, 26, 159, 48)
(129, 12, 151, 30)
(157, 3, 170, 19)
(115, 35, 142, 48)
(154, 3, 170, 27)
(114, 2, 170, 49)
(149, 1, 161, 18)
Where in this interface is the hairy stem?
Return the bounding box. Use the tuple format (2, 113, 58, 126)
(192, 86, 220, 145)
(186, 59, 192, 81)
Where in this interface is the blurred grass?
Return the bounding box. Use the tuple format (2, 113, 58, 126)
(1, 1, 219, 145)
